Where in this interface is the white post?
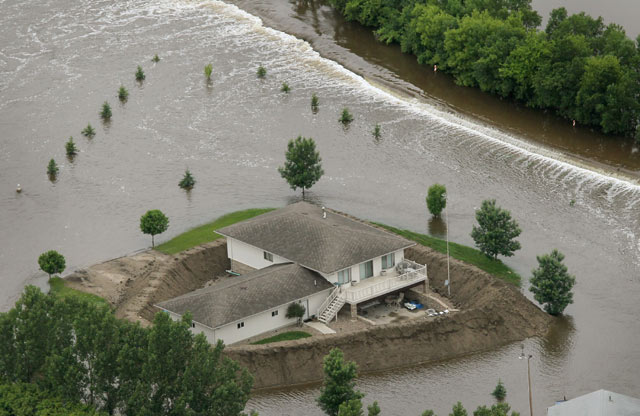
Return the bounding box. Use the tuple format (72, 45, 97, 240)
(445, 194, 451, 298)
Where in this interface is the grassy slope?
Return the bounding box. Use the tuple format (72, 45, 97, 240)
(155, 208, 275, 255)
(251, 331, 312, 345)
(49, 277, 110, 307)
(375, 223, 521, 286)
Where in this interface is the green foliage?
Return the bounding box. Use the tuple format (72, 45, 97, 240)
(375, 223, 520, 286)
(100, 101, 111, 120)
(492, 379, 507, 401)
(152, 54, 160, 63)
(65, 136, 77, 157)
(278, 136, 324, 197)
(251, 331, 311, 345)
(286, 302, 306, 326)
(327, 0, 640, 139)
(529, 249, 576, 315)
(473, 402, 520, 416)
(450, 402, 467, 416)
(135, 65, 145, 81)
(0, 382, 105, 415)
(311, 93, 319, 111)
(81, 123, 96, 138)
(281, 82, 290, 93)
(367, 401, 381, 416)
(421, 411, 436, 416)
(372, 124, 381, 139)
(155, 208, 274, 254)
(338, 399, 364, 416)
(140, 209, 169, 247)
(471, 199, 521, 260)
(178, 169, 196, 190)
(317, 348, 364, 416)
(339, 108, 354, 124)
(204, 63, 213, 80)
(47, 159, 59, 177)
(48, 277, 109, 307)
(257, 65, 266, 78)
(117, 85, 128, 102)
(38, 250, 66, 279)
(0, 287, 253, 416)
(426, 184, 447, 217)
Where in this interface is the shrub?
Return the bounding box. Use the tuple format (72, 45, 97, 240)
(118, 85, 129, 101)
(256, 65, 266, 78)
(82, 123, 96, 138)
(339, 108, 353, 124)
(65, 137, 77, 157)
(204, 63, 213, 81)
(152, 54, 160, 63)
(281, 82, 290, 93)
(100, 102, 112, 120)
(426, 184, 447, 217)
(38, 250, 66, 279)
(135, 65, 145, 81)
(178, 170, 196, 190)
(47, 159, 59, 177)
(285, 302, 306, 326)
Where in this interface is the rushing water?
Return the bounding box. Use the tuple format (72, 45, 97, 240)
(0, 0, 639, 414)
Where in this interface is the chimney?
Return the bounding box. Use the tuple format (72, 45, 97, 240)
(322, 206, 326, 219)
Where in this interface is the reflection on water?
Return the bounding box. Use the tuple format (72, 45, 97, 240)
(427, 216, 447, 239)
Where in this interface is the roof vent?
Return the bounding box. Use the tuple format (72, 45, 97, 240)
(322, 206, 326, 219)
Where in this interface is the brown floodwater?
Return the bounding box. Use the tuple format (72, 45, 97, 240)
(0, 0, 639, 415)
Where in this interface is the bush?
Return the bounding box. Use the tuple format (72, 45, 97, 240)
(286, 302, 306, 326)
(281, 82, 290, 93)
(65, 137, 77, 157)
(47, 159, 59, 177)
(81, 123, 96, 138)
(178, 169, 196, 190)
(257, 65, 266, 78)
(118, 85, 129, 101)
(492, 379, 507, 401)
(100, 101, 112, 120)
(135, 65, 145, 81)
(152, 54, 160, 63)
(204, 63, 213, 80)
(529, 249, 576, 315)
(426, 184, 447, 217)
(38, 250, 66, 279)
(339, 108, 353, 124)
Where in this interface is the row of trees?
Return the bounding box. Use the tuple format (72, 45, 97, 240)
(426, 184, 576, 315)
(0, 286, 253, 415)
(328, 0, 640, 141)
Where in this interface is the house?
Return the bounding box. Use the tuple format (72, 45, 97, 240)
(547, 389, 640, 415)
(156, 202, 428, 345)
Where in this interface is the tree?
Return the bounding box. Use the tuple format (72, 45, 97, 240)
(338, 399, 364, 416)
(47, 159, 59, 178)
(317, 348, 364, 416)
(82, 123, 96, 138)
(281, 82, 291, 93)
(257, 65, 266, 78)
(66, 137, 77, 157)
(426, 184, 447, 217)
(152, 54, 160, 63)
(38, 250, 66, 279)
(135, 66, 145, 81)
(140, 210, 169, 247)
(372, 124, 381, 140)
(118, 85, 129, 102)
(450, 402, 467, 416)
(204, 63, 213, 81)
(529, 249, 576, 315)
(311, 93, 319, 112)
(474, 402, 520, 416)
(286, 302, 306, 326)
(100, 102, 112, 120)
(367, 401, 381, 416)
(421, 411, 436, 416)
(339, 108, 354, 124)
(491, 379, 506, 401)
(277, 136, 324, 197)
(178, 170, 196, 190)
(471, 199, 521, 259)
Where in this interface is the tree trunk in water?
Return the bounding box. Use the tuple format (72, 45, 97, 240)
(302, 187, 305, 198)
(152, 234, 155, 248)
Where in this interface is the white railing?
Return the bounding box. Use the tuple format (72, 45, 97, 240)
(344, 263, 427, 303)
(317, 285, 341, 317)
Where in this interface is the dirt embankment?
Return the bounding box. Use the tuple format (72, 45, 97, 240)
(64, 240, 229, 324)
(226, 245, 550, 390)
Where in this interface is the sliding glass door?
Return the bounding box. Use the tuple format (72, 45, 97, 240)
(359, 260, 373, 280)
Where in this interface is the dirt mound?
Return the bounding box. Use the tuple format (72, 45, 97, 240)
(64, 240, 229, 325)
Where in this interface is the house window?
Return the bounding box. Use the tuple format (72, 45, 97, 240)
(237, 322, 244, 329)
(359, 260, 373, 280)
(337, 268, 351, 285)
(381, 253, 395, 270)
(263, 251, 273, 262)
(271, 310, 278, 317)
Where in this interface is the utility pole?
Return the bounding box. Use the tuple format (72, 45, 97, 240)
(445, 193, 450, 297)
(520, 346, 533, 416)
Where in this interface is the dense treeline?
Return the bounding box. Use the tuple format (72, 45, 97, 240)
(0, 286, 253, 416)
(0, 382, 106, 415)
(328, 0, 640, 141)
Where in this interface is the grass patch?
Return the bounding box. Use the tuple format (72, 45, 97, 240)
(49, 277, 110, 307)
(155, 208, 275, 255)
(374, 223, 521, 286)
(251, 331, 311, 345)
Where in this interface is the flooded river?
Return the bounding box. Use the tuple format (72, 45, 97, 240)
(0, 0, 639, 414)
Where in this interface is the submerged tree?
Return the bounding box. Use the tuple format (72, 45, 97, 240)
(152, 54, 160, 63)
(135, 65, 145, 82)
(311, 93, 319, 112)
(317, 348, 364, 416)
(338, 399, 364, 416)
(82, 123, 96, 139)
(204, 63, 213, 81)
(372, 124, 381, 140)
(339, 108, 354, 124)
(367, 401, 381, 416)
(118, 85, 129, 102)
(100, 102, 112, 120)
(281, 82, 290, 93)
(529, 249, 576, 315)
(256, 65, 266, 78)
(178, 170, 196, 190)
(471, 199, 521, 259)
(140, 209, 169, 248)
(277, 136, 324, 197)
(426, 184, 447, 217)
(65, 137, 77, 158)
(38, 250, 66, 279)
(492, 380, 507, 401)
(47, 158, 59, 178)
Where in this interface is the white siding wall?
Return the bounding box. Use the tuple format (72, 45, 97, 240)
(160, 288, 332, 346)
(226, 238, 289, 270)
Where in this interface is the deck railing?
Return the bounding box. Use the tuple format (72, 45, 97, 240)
(343, 261, 427, 303)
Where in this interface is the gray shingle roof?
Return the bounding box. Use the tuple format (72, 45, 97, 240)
(216, 202, 414, 274)
(155, 263, 332, 329)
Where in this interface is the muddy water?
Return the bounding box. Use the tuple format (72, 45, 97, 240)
(0, 0, 639, 415)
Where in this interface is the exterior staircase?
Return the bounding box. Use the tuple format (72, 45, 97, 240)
(317, 287, 345, 323)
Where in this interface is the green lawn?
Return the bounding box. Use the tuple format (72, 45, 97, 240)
(375, 223, 521, 286)
(251, 331, 312, 345)
(155, 208, 275, 255)
(48, 277, 110, 307)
